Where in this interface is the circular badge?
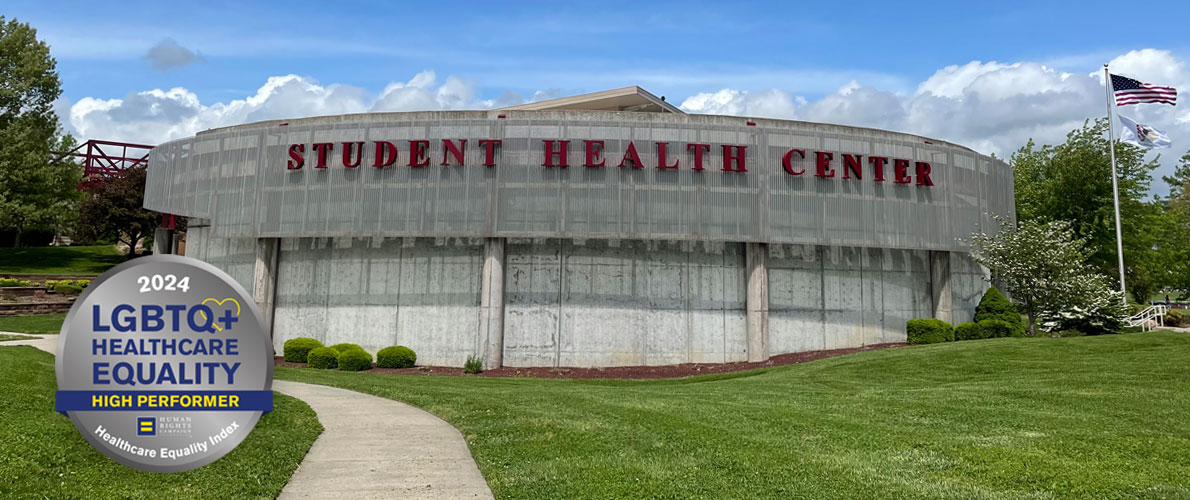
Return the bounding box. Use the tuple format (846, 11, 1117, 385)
(55, 255, 273, 473)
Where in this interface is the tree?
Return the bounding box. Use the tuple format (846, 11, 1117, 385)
(1011, 119, 1161, 302)
(0, 17, 81, 246)
(971, 217, 1126, 336)
(1165, 151, 1190, 201)
(76, 166, 159, 256)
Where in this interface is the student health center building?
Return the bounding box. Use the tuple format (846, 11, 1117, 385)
(144, 87, 1015, 369)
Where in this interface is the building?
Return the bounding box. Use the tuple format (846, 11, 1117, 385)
(144, 86, 1015, 368)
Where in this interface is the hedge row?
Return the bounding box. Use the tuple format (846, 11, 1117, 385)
(908, 287, 1027, 344)
(282, 338, 419, 371)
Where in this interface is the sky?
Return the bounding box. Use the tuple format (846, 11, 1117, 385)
(9, 0, 1190, 196)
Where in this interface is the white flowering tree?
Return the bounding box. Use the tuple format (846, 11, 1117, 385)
(970, 218, 1127, 336)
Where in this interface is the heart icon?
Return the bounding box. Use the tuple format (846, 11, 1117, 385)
(199, 297, 242, 332)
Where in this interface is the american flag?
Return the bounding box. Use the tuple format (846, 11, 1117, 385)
(1111, 73, 1177, 106)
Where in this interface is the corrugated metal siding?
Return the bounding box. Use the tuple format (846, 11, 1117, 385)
(145, 111, 1014, 251)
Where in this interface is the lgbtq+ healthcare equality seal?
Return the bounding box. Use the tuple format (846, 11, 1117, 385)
(55, 255, 273, 472)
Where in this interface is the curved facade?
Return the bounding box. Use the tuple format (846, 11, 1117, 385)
(146, 107, 1014, 368)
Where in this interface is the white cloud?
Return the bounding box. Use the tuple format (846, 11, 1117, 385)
(62, 51, 1190, 195)
(145, 38, 204, 71)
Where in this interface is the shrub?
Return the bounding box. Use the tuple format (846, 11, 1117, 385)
(306, 347, 339, 369)
(328, 343, 365, 354)
(977, 319, 1019, 338)
(1039, 296, 1128, 336)
(0, 278, 34, 287)
(954, 322, 985, 341)
(974, 287, 1025, 335)
(283, 337, 324, 363)
(376, 346, 417, 369)
(53, 282, 84, 295)
(906, 318, 954, 344)
(1050, 329, 1085, 338)
(337, 349, 373, 371)
(1165, 309, 1185, 327)
(464, 355, 483, 374)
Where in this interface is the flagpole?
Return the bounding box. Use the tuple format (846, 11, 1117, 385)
(1103, 64, 1128, 303)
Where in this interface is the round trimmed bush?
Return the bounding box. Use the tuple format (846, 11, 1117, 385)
(954, 322, 986, 341)
(977, 319, 1020, 338)
(328, 343, 365, 354)
(974, 287, 1025, 336)
(283, 337, 324, 363)
(906, 318, 954, 344)
(376, 346, 417, 369)
(337, 349, 373, 371)
(307, 347, 339, 369)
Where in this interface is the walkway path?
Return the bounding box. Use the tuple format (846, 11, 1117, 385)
(1, 332, 494, 500)
(272, 380, 493, 500)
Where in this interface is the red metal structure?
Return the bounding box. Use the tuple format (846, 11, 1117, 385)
(60, 139, 154, 179)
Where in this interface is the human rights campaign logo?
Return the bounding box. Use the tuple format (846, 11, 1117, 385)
(137, 417, 156, 436)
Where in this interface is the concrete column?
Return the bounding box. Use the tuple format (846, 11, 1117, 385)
(746, 242, 769, 362)
(479, 237, 506, 369)
(152, 227, 173, 255)
(253, 238, 280, 338)
(930, 250, 953, 324)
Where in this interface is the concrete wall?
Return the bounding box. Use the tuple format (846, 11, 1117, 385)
(768, 245, 934, 351)
(184, 222, 255, 293)
(502, 239, 747, 367)
(950, 251, 987, 324)
(187, 232, 987, 367)
(271, 237, 484, 366)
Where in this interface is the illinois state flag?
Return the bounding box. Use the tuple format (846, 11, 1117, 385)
(1119, 115, 1172, 149)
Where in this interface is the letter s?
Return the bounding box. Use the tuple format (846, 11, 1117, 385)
(287, 144, 305, 170)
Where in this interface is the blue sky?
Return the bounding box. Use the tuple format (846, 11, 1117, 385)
(16, 0, 1188, 103)
(8, 1, 1190, 194)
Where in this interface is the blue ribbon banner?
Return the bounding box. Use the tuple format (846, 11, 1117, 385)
(56, 390, 273, 415)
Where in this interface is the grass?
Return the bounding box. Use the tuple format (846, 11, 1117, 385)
(0, 313, 66, 334)
(0, 346, 322, 499)
(0, 333, 38, 342)
(0, 245, 124, 275)
(278, 332, 1190, 499)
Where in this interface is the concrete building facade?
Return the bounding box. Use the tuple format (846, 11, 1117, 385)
(146, 87, 1014, 368)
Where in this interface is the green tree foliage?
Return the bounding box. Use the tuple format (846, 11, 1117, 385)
(971, 217, 1126, 336)
(0, 17, 81, 246)
(1011, 118, 1161, 303)
(1158, 153, 1190, 298)
(75, 167, 161, 255)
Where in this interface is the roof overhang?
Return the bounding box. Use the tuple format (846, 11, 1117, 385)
(497, 86, 684, 114)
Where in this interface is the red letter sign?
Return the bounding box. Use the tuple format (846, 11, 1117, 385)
(868, 156, 888, 182)
(842, 154, 862, 180)
(542, 140, 569, 167)
(583, 140, 605, 167)
(341, 141, 364, 168)
(441, 139, 466, 166)
(373, 141, 397, 167)
(618, 141, 644, 168)
(915, 162, 934, 186)
(687, 143, 710, 171)
(287, 144, 305, 170)
(815, 151, 834, 178)
(408, 140, 430, 167)
(479, 139, 501, 167)
(782, 149, 805, 175)
(312, 143, 333, 169)
(893, 159, 912, 183)
(656, 142, 678, 169)
(722, 145, 747, 172)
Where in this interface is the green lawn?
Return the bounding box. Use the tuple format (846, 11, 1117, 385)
(0, 346, 322, 499)
(0, 245, 124, 275)
(278, 332, 1190, 499)
(0, 313, 66, 334)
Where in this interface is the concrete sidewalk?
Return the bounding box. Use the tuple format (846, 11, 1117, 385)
(1, 332, 57, 353)
(272, 380, 494, 500)
(1, 332, 493, 500)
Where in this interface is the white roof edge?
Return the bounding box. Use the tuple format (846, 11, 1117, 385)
(497, 86, 685, 114)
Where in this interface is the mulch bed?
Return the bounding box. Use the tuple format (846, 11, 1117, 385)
(273, 343, 905, 380)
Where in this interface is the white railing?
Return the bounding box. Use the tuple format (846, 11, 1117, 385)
(1128, 304, 1167, 332)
